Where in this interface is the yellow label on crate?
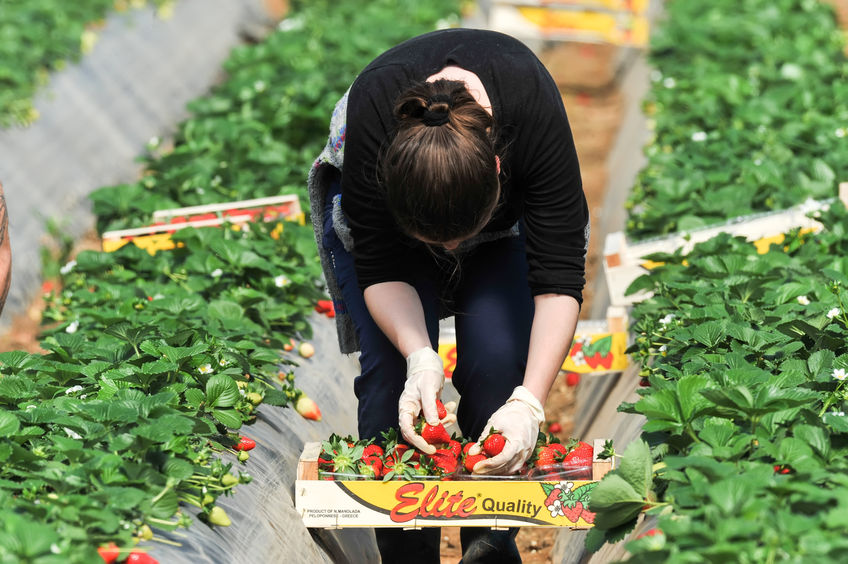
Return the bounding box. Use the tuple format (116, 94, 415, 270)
(517, 7, 650, 46)
(298, 479, 598, 528)
(438, 332, 627, 378)
(562, 332, 628, 373)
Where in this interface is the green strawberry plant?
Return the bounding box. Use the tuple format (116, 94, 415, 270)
(588, 204, 848, 560)
(0, 0, 175, 128)
(1, 0, 462, 561)
(625, 0, 848, 239)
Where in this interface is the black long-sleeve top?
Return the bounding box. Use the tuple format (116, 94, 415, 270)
(341, 28, 589, 303)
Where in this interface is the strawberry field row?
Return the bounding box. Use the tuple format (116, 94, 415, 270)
(624, 0, 848, 239)
(0, 0, 174, 128)
(0, 1, 460, 562)
(587, 1, 848, 561)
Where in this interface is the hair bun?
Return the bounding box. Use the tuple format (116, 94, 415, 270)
(422, 93, 452, 126)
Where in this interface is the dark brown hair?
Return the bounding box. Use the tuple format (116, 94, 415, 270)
(379, 79, 500, 243)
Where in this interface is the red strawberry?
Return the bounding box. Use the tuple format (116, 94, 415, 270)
(431, 452, 459, 474)
(234, 436, 256, 451)
(637, 528, 663, 539)
(548, 422, 563, 434)
(563, 441, 594, 467)
(462, 442, 476, 456)
(436, 399, 447, 419)
(417, 421, 451, 446)
(561, 501, 584, 523)
(544, 488, 561, 506)
(464, 453, 487, 473)
(97, 543, 120, 563)
(447, 440, 462, 458)
(315, 300, 333, 313)
(126, 552, 159, 564)
(361, 444, 384, 459)
(774, 464, 791, 474)
(482, 433, 506, 457)
(536, 445, 564, 467)
(584, 352, 602, 369)
(359, 456, 383, 478)
(565, 372, 580, 387)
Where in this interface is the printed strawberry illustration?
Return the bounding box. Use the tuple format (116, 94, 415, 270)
(543, 487, 562, 507)
(581, 509, 596, 524)
(561, 501, 584, 523)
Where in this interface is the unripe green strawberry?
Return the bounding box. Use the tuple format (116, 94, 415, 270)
(295, 394, 322, 421)
(238, 450, 250, 463)
(208, 506, 231, 527)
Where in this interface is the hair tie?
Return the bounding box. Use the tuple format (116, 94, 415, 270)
(421, 94, 452, 127)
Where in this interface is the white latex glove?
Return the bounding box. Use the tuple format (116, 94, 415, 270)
(468, 386, 545, 475)
(398, 347, 445, 455)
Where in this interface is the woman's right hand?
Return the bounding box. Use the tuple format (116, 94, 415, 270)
(398, 347, 445, 455)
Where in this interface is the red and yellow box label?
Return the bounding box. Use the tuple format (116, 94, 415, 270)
(296, 479, 598, 529)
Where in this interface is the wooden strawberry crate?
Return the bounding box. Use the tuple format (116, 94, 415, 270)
(295, 439, 613, 529)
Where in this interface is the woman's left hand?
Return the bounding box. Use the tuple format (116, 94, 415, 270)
(468, 386, 545, 475)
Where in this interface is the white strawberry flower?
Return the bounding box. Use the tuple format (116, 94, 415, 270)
(275, 275, 291, 288)
(797, 295, 810, 305)
(559, 481, 574, 492)
(832, 368, 847, 381)
(211, 268, 223, 278)
(64, 427, 82, 440)
(549, 499, 564, 517)
(659, 314, 675, 325)
(827, 308, 841, 319)
(65, 320, 80, 334)
(198, 364, 213, 375)
(836, 128, 846, 138)
(59, 260, 76, 275)
(65, 385, 83, 395)
(663, 77, 676, 88)
(691, 131, 707, 142)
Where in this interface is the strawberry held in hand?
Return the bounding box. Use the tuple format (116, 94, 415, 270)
(416, 419, 451, 446)
(482, 431, 506, 457)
